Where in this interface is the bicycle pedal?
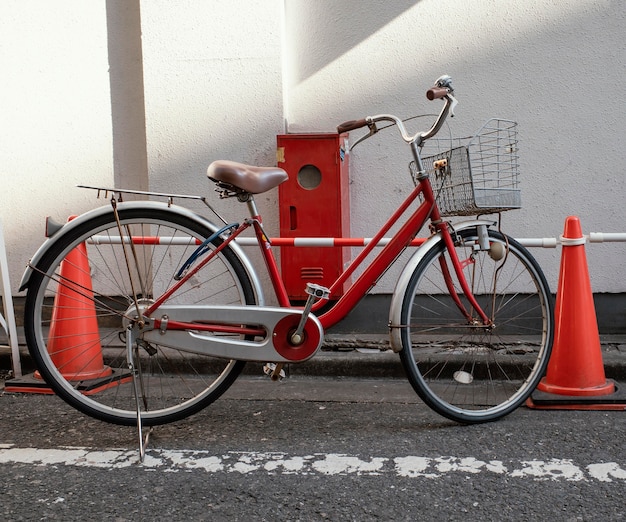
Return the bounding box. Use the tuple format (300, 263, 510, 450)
(305, 283, 330, 300)
(263, 363, 285, 381)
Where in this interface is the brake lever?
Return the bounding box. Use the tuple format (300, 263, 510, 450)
(349, 121, 378, 151)
(448, 94, 458, 117)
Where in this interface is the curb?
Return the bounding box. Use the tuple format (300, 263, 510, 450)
(3, 335, 626, 381)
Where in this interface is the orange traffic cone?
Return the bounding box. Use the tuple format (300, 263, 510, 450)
(39, 238, 113, 381)
(6, 217, 125, 394)
(527, 216, 626, 410)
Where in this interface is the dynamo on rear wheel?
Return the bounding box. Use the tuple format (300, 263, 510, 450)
(399, 227, 554, 423)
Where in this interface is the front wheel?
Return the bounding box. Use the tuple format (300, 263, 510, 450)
(399, 228, 553, 423)
(23, 205, 256, 426)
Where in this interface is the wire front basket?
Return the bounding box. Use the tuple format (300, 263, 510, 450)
(411, 118, 521, 217)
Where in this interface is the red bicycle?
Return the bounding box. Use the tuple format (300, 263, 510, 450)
(21, 75, 554, 428)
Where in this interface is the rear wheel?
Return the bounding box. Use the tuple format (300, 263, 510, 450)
(399, 228, 553, 423)
(24, 206, 256, 426)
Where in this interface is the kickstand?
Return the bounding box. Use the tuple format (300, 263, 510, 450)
(131, 360, 154, 463)
(127, 325, 153, 463)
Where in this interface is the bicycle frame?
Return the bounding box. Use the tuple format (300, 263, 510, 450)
(141, 171, 491, 338)
(136, 85, 491, 338)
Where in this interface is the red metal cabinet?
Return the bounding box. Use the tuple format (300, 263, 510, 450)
(277, 133, 350, 300)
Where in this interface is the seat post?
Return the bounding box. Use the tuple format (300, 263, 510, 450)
(246, 195, 260, 218)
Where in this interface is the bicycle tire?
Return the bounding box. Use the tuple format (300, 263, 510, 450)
(24, 205, 256, 426)
(399, 227, 553, 423)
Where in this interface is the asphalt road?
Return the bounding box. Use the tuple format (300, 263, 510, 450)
(2, 375, 626, 521)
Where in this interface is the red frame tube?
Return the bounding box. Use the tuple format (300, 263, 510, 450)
(142, 175, 490, 334)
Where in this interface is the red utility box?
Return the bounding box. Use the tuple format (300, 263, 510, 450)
(277, 133, 350, 300)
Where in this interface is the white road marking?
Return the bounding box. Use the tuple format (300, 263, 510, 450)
(0, 444, 624, 482)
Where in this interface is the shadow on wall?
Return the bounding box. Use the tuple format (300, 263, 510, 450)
(284, 0, 421, 85)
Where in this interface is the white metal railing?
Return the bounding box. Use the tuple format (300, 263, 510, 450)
(89, 233, 626, 248)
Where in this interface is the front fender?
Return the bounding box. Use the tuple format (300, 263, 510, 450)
(19, 201, 265, 306)
(388, 219, 495, 352)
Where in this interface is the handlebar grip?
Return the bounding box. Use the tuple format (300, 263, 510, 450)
(426, 86, 449, 101)
(337, 118, 368, 134)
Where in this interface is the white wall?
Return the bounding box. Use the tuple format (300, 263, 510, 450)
(139, 0, 285, 296)
(284, 0, 626, 292)
(1, 0, 625, 302)
(0, 1, 114, 289)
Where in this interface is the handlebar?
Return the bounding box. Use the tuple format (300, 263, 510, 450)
(337, 75, 457, 147)
(426, 86, 449, 100)
(337, 118, 369, 134)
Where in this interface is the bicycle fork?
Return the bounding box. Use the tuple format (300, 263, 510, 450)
(437, 223, 495, 327)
